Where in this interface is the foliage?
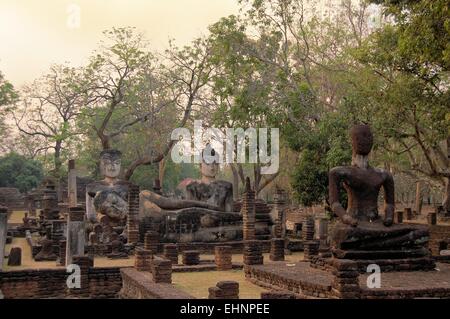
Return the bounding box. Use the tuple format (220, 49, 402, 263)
(0, 153, 44, 193)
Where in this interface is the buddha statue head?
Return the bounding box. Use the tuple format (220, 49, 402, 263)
(200, 144, 219, 184)
(100, 149, 122, 182)
(351, 124, 373, 156)
(350, 124, 373, 168)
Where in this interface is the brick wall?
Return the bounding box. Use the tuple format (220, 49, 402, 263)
(428, 225, 450, 255)
(0, 266, 124, 299)
(119, 268, 194, 299)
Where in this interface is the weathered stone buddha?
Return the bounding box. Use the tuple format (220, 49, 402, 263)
(86, 149, 130, 243)
(329, 124, 430, 259)
(179, 146, 234, 212)
(140, 146, 241, 242)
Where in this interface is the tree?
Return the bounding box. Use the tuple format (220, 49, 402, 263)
(0, 71, 17, 144)
(0, 153, 44, 193)
(351, 0, 450, 210)
(10, 65, 84, 180)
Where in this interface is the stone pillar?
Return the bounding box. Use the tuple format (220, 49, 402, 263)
(7, 247, 21, 266)
(241, 177, 256, 241)
(404, 207, 413, 220)
(0, 206, 8, 271)
(68, 255, 93, 297)
(144, 231, 159, 254)
(243, 240, 263, 265)
(163, 244, 178, 265)
(68, 160, 77, 208)
(66, 206, 85, 266)
(127, 184, 140, 244)
(302, 216, 315, 241)
(272, 189, 286, 238)
(215, 245, 232, 270)
(427, 212, 437, 225)
(269, 238, 285, 261)
(303, 241, 319, 261)
(135, 248, 152, 271)
(318, 219, 328, 240)
(182, 250, 200, 265)
(208, 281, 239, 299)
(58, 240, 66, 266)
(330, 259, 360, 299)
(395, 211, 403, 224)
(152, 258, 172, 283)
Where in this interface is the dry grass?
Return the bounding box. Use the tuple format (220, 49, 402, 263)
(173, 270, 267, 299)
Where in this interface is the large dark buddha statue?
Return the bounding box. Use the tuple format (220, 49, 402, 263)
(328, 125, 430, 259)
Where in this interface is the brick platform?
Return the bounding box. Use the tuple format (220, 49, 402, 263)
(245, 261, 450, 299)
(119, 268, 194, 299)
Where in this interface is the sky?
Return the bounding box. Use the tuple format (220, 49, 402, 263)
(0, 0, 240, 87)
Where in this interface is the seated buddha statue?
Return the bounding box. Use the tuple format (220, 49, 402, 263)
(328, 124, 430, 259)
(86, 149, 130, 243)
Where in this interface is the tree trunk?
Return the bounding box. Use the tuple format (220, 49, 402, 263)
(443, 177, 450, 213)
(158, 158, 166, 188)
(54, 141, 63, 202)
(415, 181, 422, 215)
(230, 164, 240, 200)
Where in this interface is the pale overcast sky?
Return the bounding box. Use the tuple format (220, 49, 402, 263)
(0, 0, 240, 87)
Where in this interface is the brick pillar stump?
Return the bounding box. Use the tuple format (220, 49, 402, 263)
(144, 231, 159, 254)
(7, 247, 22, 266)
(404, 207, 413, 220)
(427, 212, 437, 225)
(269, 238, 285, 261)
(208, 281, 239, 299)
(394, 211, 403, 224)
(303, 241, 319, 261)
(163, 244, 178, 265)
(330, 259, 360, 299)
(135, 248, 152, 271)
(242, 178, 256, 241)
(215, 245, 232, 270)
(127, 185, 140, 244)
(152, 258, 172, 283)
(243, 240, 263, 265)
(58, 240, 66, 266)
(182, 250, 200, 265)
(302, 216, 315, 241)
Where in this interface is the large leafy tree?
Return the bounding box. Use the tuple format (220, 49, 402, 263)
(351, 0, 450, 210)
(0, 71, 17, 144)
(0, 153, 44, 193)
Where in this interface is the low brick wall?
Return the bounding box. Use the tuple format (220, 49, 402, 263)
(428, 225, 450, 256)
(119, 268, 194, 299)
(0, 266, 124, 299)
(173, 240, 271, 254)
